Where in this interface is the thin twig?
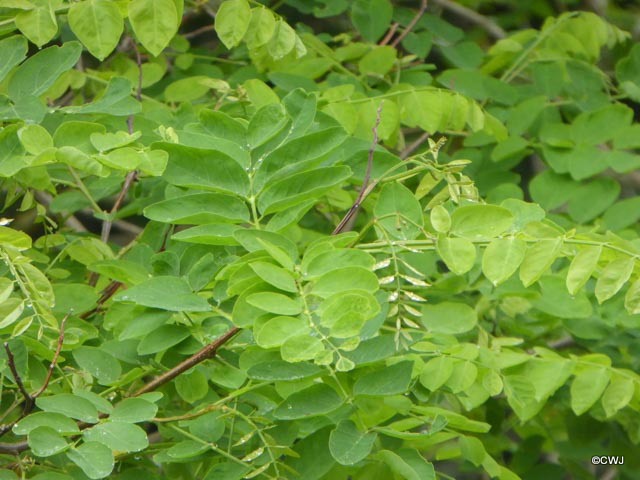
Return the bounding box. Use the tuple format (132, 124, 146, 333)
(3, 343, 31, 410)
(431, 0, 506, 39)
(400, 131, 430, 159)
(132, 327, 241, 396)
(184, 24, 215, 39)
(31, 316, 67, 399)
(391, 0, 428, 47)
(79, 281, 123, 319)
(332, 104, 384, 235)
(379, 22, 399, 46)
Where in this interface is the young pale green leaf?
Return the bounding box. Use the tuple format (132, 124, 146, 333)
(255, 316, 309, 348)
(246, 292, 303, 315)
(249, 261, 297, 292)
(110, 398, 158, 423)
(36, 394, 99, 424)
(304, 249, 375, 278)
(13, 412, 80, 436)
(350, 0, 393, 42)
(354, 360, 413, 396)
(601, 373, 634, 418)
(244, 6, 276, 48)
(257, 166, 352, 215)
(15, 5, 57, 47)
(114, 276, 210, 312)
(28, 426, 68, 457)
(624, 277, 640, 314)
(519, 237, 563, 287)
(329, 420, 377, 465)
(129, 0, 178, 56)
(215, 0, 251, 49)
(0, 298, 24, 329)
(175, 370, 209, 403)
(274, 384, 342, 419)
(172, 224, 242, 246)
(595, 257, 634, 303)
(570, 366, 611, 416)
(430, 205, 451, 233)
(159, 143, 249, 196)
(267, 19, 297, 60)
(445, 360, 478, 393)
(311, 266, 379, 298)
(8, 42, 82, 100)
(450, 205, 513, 239)
(422, 302, 477, 335)
(358, 46, 397, 76)
(420, 356, 455, 391)
(72, 346, 121, 385)
(374, 183, 424, 240)
(436, 235, 476, 275)
(18, 124, 52, 155)
(144, 193, 249, 225)
(482, 237, 526, 285)
(320, 290, 380, 329)
(83, 422, 149, 453)
(69, 0, 123, 60)
(0, 226, 32, 250)
(376, 449, 436, 480)
(280, 334, 324, 363)
(63, 77, 141, 116)
(0, 36, 27, 84)
(566, 245, 602, 295)
(66, 442, 114, 479)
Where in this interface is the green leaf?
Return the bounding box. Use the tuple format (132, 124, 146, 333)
(482, 237, 526, 285)
(350, 0, 393, 42)
(445, 360, 478, 393)
(430, 205, 451, 233)
(28, 426, 68, 457)
(450, 205, 513, 239)
(304, 249, 375, 278)
(137, 324, 190, 354)
(18, 124, 53, 155)
(329, 420, 377, 465)
(281, 334, 324, 363)
(570, 366, 610, 415)
(64, 77, 141, 116)
(15, 4, 58, 47)
(420, 356, 454, 391)
(374, 182, 424, 240)
(249, 261, 297, 292)
(273, 383, 342, 419)
(358, 46, 397, 76)
(13, 412, 80, 435)
(519, 237, 563, 287)
(311, 266, 379, 298)
(247, 361, 323, 381)
(436, 236, 476, 275)
(114, 276, 211, 311)
(110, 398, 158, 423)
(354, 360, 413, 396)
(8, 42, 82, 100)
(144, 193, 249, 225)
(601, 373, 634, 418)
(129, 0, 178, 56)
(268, 19, 297, 60)
(566, 245, 602, 295)
(66, 442, 114, 479)
(214, 0, 251, 49)
(73, 346, 121, 385)
(255, 316, 308, 348)
(0, 226, 32, 250)
(84, 422, 149, 453)
(595, 257, 634, 303)
(36, 394, 99, 423)
(421, 302, 477, 334)
(0, 36, 28, 84)
(172, 224, 242, 246)
(257, 166, 352, 215)
(624, 278, 640, 314)
(159, 143, 250, 196)
(69, 0, 123, 60)
(246, 292, 302, 315)
(376, 449, 436, 480)
(245, 6, 276, 48)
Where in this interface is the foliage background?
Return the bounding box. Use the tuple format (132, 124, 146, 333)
(1, 0, 640, 479)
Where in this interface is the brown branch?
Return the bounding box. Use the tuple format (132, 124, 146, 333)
(3, 343, 32, 411)
(184, 24, 215, 39)
(379, 22, 399, 46)
(31, 316, 67, 399)
(133, 327, 241, 396)
(332, 104, 384, 235)
(400, 131, 430, 159)
(79, 281, 123, 319)
(391, 0, 428, 48)
(431, 0, 506, 39)
(0, 440, 28, 455)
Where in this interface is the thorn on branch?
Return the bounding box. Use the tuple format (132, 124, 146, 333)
(332, 103, 384, 235)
